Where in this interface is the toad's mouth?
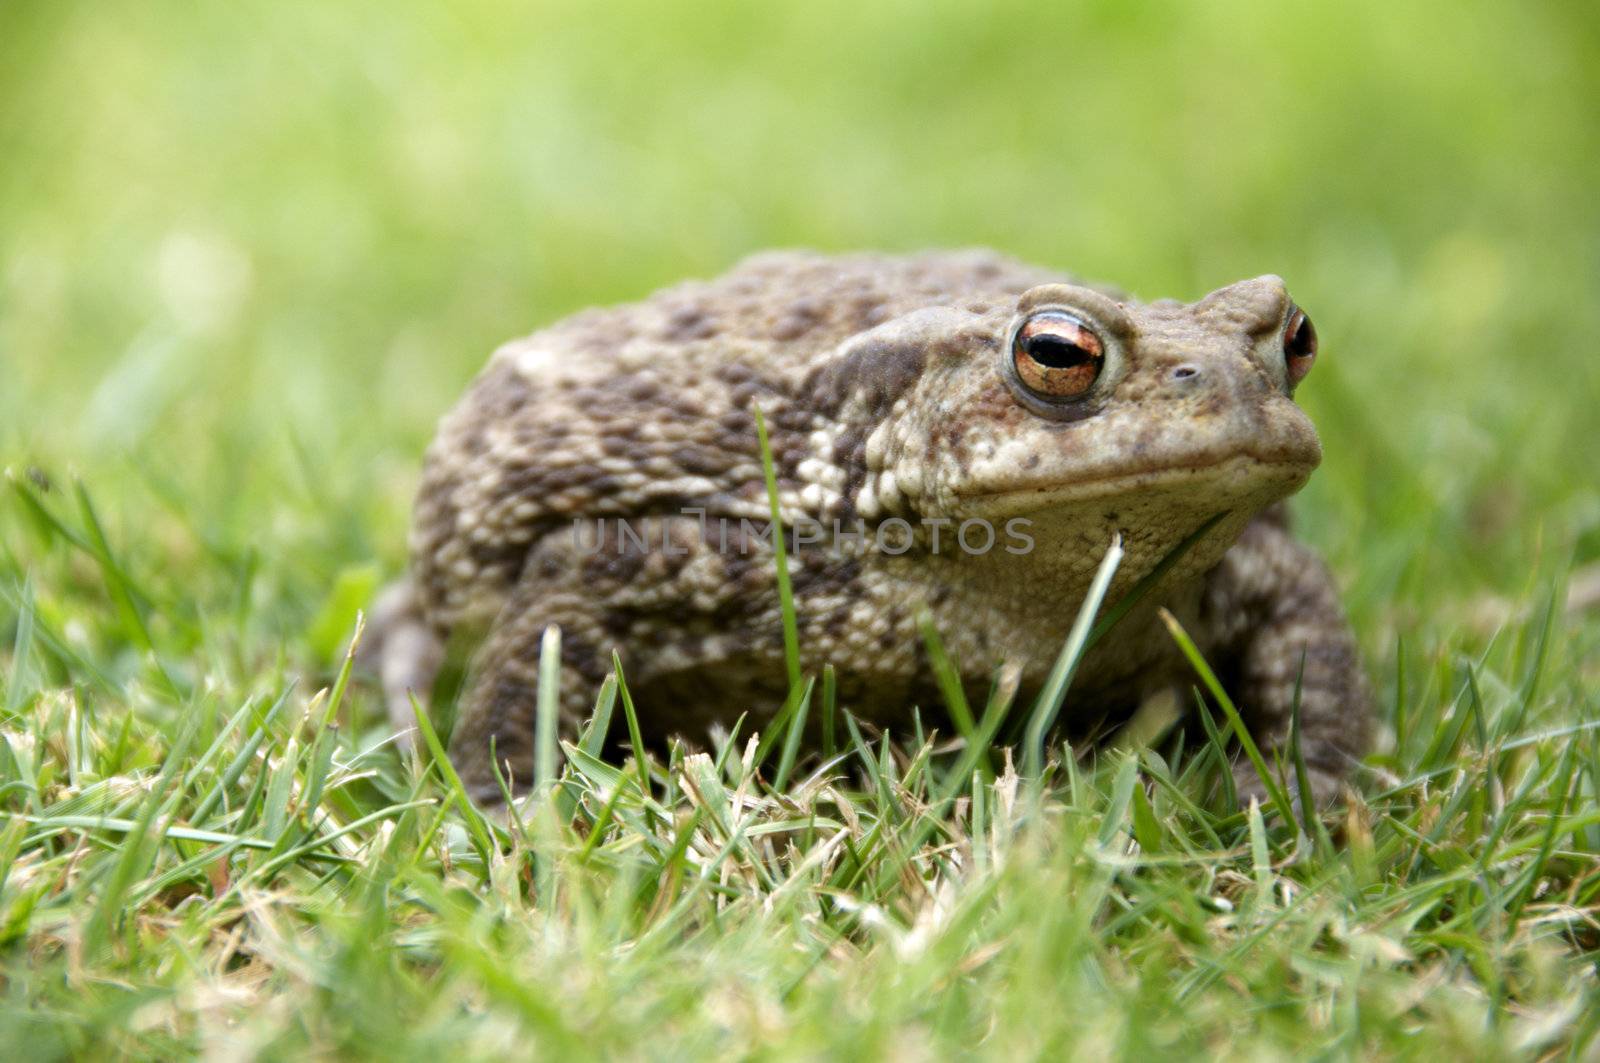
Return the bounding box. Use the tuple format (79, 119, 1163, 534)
(957, 451, 1317, 517)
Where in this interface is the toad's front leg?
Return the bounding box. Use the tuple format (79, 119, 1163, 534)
(1199, 511, 1371, 807)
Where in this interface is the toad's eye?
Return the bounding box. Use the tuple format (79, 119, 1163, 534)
(1011, 312, 1104, 401)
(1283, 308, 1317, 387)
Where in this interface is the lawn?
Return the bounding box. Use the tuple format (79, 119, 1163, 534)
(2, 0, 1599, 1057)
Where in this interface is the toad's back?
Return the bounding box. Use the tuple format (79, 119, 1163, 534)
(411, 250, 1075, 633)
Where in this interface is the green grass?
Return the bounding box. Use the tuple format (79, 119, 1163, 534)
(3, 0, 1600, 1057)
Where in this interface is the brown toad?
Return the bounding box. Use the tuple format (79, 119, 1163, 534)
(370, 250, 1370, 805)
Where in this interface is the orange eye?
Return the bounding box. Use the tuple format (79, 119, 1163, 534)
(1011, 312, 1104, 401)
(1284, 308, 1317, 387)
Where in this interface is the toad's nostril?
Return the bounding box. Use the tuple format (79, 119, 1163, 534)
(1172, 365, 1200, 381)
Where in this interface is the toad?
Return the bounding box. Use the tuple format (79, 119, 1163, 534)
(370, 251, 1370, 805)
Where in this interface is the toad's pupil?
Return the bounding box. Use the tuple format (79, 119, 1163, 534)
(1025, 334, 1095, 368)
(1286, 311, 1316, 361)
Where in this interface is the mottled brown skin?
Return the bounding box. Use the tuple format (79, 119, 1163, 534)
(376, 250, 1370, 805)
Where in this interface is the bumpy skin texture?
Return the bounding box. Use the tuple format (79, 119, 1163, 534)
(388, 250, 1370, 804)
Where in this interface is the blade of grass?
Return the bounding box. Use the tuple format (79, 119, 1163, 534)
(1160, 611, 1296, 825)
(1508, 586, 1558, 737)
(0, 582, 117, 696)
(1086, 511, 1227, 650)
(83, 715, 199, 958)
(556, 674, 618, 825)
(536, 625, 561, 795)
(3, 576, 35, 718)
(298, 615, 365, 821)
(7, 472, 92, 551)
(1098, 753, 1139, 848)
(190, 687, 292, 825)
(408, 692, 495, 868)
(754, 677, 815, 771)
(752, 405, 801, 693)
(578, 674, 618, 761)
(72, 480, 180, 698)
(772, 676, 816, 791)
(1247, 799, 1273, 909)
(1024, 534, 1123, 778)
(613, 652, 652, 807)
(1504, 737, 1580, 931)
(712, 713, 747, 777)
(919, 612, 980, 751)
(1288, 655, 1334, 853)
(1393, 634, 1409, 752)
(241, 800, 435, 885)
(821, 664, 837, 760)
(17, 814, 278, 851)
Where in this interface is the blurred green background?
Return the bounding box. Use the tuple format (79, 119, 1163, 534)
(2, 0, 1597, 649)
